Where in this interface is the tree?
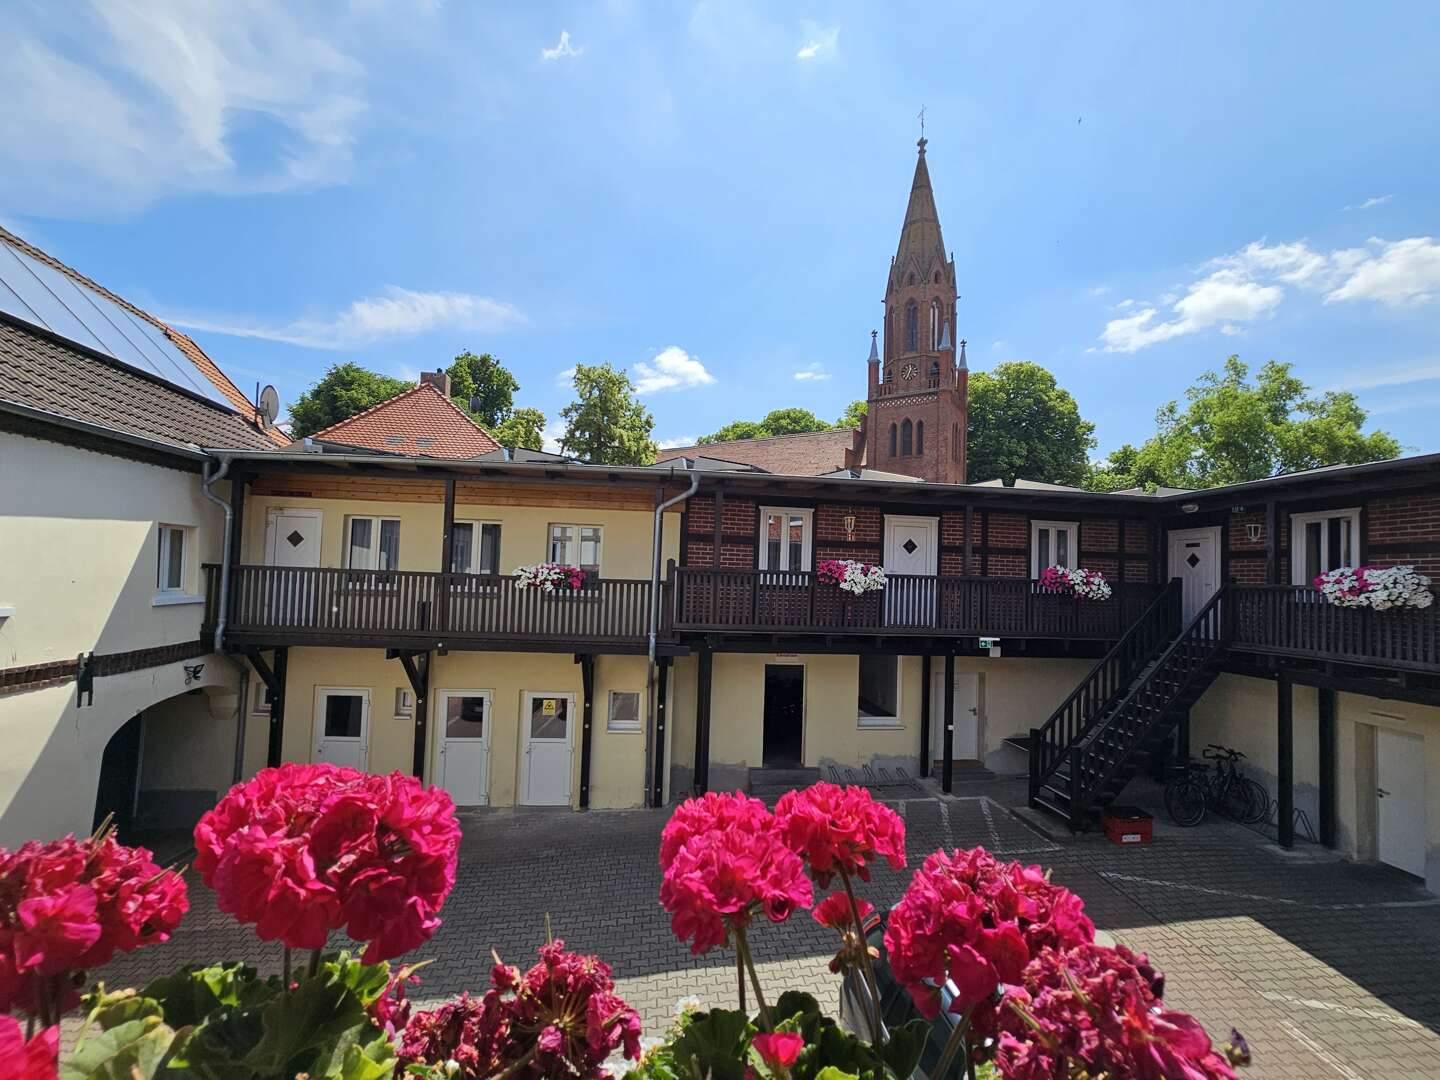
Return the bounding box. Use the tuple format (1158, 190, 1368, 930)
(966, 362, 1096, 486)
(1083, 356, 1402, 492)
(558, 363, 657, 465)
(446, 351, 519, 428)
(288, 363, 411, 438)
(491, 407, 547, 451)
(836, 400, 868, 429)
(699, 408, 834, 444)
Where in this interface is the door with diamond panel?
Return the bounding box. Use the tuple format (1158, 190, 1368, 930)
(883, 516, 938, 627)
(1167, 527, 1220, 623)
(263, 508, 322, 626)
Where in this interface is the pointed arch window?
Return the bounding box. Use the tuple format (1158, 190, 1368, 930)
(888, 424, 898, 457)
(904, 301, 918, 352)
(930, 300, 942, 350)
(901, 419, 913, 456)
(915, 421, 924, 455)
(933, 271, 941, 284)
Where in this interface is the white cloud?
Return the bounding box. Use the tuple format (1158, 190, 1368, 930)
(632, 346, 716, 394)
(0, 1, 372, 216)
(169, 286, 525, 349)
(793, 362, 830, 382)
(541, 30, 584, 61)
(1324, 237, 1440, 308)
(1343, 194, 1394, 211)
(796, 25, 839, 61)
(1086, 285, 1110, 298)
(1330, 360, 1440, 392)
(656, 435, 698, 450)
(541, 418, 568, 454)
(554, 366, 577, 389)
(1100, 276, 1283, 352)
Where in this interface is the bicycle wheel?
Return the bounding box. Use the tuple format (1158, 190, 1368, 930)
(1220, 775, 1253, 821)
(1164, 778, 1207, 827)
(1238, 777, 1270, 824)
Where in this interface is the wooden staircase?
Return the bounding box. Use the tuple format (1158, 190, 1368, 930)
(1028, 581, 1231, 830)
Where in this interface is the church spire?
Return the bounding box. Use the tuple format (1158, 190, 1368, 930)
(893, 137, 948, 282)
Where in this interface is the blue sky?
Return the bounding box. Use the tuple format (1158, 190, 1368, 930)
(3, 2, 1438, 456)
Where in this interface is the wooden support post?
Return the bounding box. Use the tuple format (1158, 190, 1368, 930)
(713, 489, 725, 563)
(942, 652, 955, 794)
(1265, 500, 1279, 585)
(695, 648, 713, 794)
(651, 656, 672, 805)
(1278, 674, 1294, 849)
(1318, 687, 1337, 848)
(226, 471, 247, 632)
(267, 647, 287, 767)
(919, 655, 932, 778)
(577, 654, 595, 810)
(397, 651, 431, 779)
(963, 505, 974, 576)
(439, 477, 456, 633)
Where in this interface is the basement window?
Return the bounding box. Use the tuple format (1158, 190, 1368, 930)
(858, 654, 901, 727)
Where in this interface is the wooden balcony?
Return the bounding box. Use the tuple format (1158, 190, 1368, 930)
(671, 569, 1166, 639)
(204, 565, 659, 652)
(1231, 585, 1440, 672)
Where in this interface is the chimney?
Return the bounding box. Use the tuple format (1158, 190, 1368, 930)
(419, 368, 452, 396)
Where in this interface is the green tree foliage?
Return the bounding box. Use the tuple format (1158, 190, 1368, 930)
(445, 351, 519, 427)
(966, 362, 1096, 486)
(836, 400, 868, 429)
(288, 363, 411, 438)
(1084, 356, 1402, 491)
(699, 408, 834, 444)
(558, 363, 657, 465)
(491, 406, 547, 451)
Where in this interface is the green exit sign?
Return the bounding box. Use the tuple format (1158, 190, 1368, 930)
(979, 637, 1000, 650)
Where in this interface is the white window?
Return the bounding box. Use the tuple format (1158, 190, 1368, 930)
(607, 690, 642, 733)
(1292, 508, 1361, 586)
(549, 524, 602, 574)
(858, 654, 901, 727)
(156, 525, 188, 592)
(759, 507, 813, 572)
(251, 680, 274, 715)
(1031, 520, 1079, 576)
(345, 516, 401, 571)
(452, 521, 502, 575)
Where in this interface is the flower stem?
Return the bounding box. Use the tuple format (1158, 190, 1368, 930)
(283, 946, 292, 986)
(734, 924, 772, 1031)
(839, 869, 885, 1048)
(932, 1005, 973, 1080)
(492, 1043, 539, 1080)
(737, 949, 747, 1013)
(307, 948, 323, 977)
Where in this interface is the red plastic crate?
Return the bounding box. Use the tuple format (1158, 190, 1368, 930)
(1102, 806, 1153, 845)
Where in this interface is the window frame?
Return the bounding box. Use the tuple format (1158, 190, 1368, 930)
(1290, 508, 1362, 586)
(547, 523, 603, 575)
(1030, 520, 1080, 577)
(156, 524, 188, 593)
(857, 653, 903, 729)
(606, 689, 643, 733)
(757, 506, 814, 572)
(451, 519, 503, 576)
(344, 515, 402, 572)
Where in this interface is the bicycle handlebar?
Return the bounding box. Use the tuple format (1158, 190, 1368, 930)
(1203, 744, 1245, 760)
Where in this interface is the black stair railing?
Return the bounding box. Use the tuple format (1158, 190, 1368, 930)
(1064, 584, 1233, 827)
(1028, 579, 1182, 802)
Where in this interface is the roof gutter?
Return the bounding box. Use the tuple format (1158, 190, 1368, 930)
(199, 455, 234, 654)
(644, 466, 701, 808)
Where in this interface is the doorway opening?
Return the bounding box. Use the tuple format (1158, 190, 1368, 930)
(94, 714, 143, 834)
(763, 664, 805, 766)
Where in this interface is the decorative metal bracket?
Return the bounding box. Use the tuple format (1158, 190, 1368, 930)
(76, 652, 96, 707)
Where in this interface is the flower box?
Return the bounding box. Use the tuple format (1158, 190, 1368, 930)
(1314, 564, 1433, 610)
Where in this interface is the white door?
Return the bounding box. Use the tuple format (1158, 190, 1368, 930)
(930, 669, 981, 761)
(314, 688, 370, 769)
(1167, 527, 1221, 623)
(885, 516, 939, 626)
(264, 509, 323, 626)
(1377, 728, 1426, 877)
(521, 692, 575, 806)
(436, 690, 491, 806)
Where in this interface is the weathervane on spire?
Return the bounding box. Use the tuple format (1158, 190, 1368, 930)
(917, 104, 926, 142)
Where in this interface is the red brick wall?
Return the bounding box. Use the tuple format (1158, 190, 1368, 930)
(1367, 493, 1440, 577)
(681, 495, 759, 569)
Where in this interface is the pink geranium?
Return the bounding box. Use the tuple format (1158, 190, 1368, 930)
(0, 1016, 58, 1080)
(659, 790, 770, 870)
(752, 1031, 805, 1071)
(812, 891, 873, 931)
(193, 763, 460, 961)
(774, 782, 906, 888)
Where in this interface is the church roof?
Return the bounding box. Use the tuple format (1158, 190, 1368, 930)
(892, 138, 948, 284)
(654, 428, 858, 476)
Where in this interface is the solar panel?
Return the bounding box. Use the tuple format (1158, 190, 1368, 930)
(0, 236, 231, 406)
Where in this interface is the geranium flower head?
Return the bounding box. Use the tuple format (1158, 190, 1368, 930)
(752, 1031, 804, 1071)
(659, 790, 770, 870)
(0, 1015, 58, 1080)
(773, 781, 906, 888)
(812, 891, 873, 931)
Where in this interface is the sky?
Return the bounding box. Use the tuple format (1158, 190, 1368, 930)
(2, 1, 1438, 457)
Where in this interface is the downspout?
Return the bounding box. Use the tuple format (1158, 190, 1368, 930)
(644, 466, 701, 807)
(199, 455, 233, 655)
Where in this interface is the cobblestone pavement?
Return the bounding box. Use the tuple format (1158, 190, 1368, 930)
(103, 786, 1440, 1079)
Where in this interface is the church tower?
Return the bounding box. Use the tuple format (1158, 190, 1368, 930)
(864, 137, 968, 484)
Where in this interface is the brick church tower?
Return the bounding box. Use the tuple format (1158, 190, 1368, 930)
(864, 137, 968, 484)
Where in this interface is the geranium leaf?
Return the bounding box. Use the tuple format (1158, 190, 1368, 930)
(813, 1068, 862, 1080)
(669, 1008, 753, 1080)
(59, 1016, 176, 1080)
(878, 1018, 930, 1079)
(774, 991, 822, 1027)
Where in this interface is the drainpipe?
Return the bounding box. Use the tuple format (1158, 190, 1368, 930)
(644, 466, 701, 807)
(199, 455, 234, 655)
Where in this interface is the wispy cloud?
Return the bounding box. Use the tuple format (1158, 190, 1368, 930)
(554, 366, 577, 389)
(1343, 194, 1394, 211)
(656, 435, 698, 450)
(169, 286, 525, 349)
(796, 24, 839, 61)
(1099, 235, 1440, 352)
(541, 418, 568, 454)
(541, 30, 584, 61)
(632, 346, 716, 394)
(793, 362, 830, 382)
(1332, 360, 1440, 392)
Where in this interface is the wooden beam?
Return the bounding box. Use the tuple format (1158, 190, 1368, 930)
(577, 654, 595, 809)
(267, 647, 287, 767)
(695, 647, 714, 795)
(651, 655, 672, 806)
(394, 651, 430, 779)
(919, 655, 932, 778)
(1318, 687, 1337, 848)
(227, 472, 247, 620)
(1277, 674, 1294, 849)
(713, 488, 725, 566)
(440, 477, 456, 571)
(942, 652, 955, 794)
(1265, 500, 1279, 584)
(963, 504, 974, 575)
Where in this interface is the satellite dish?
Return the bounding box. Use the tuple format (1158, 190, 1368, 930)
(257, 385, 280, 428)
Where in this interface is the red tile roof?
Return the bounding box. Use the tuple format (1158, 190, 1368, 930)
(309, 383, 502, 458)
(654, 428, 858, 475)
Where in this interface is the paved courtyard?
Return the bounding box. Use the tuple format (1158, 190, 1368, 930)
(105, 786, 1440, 1079)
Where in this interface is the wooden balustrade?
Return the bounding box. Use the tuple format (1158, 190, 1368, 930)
(1230, 585, 1440, 672)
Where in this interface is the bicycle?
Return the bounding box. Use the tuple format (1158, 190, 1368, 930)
(1163, 744, 1269, 827)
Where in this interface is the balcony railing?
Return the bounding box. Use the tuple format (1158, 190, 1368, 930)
(1231, 585, 1440, 672)
(671, 569, 1165, 639)
(205, 565, 655, 647)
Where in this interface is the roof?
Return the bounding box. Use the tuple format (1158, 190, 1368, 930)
(654, 428, 858, 476)
(0, 227, 287, 446)
(307, 382, 502, 458)
(0, 313, 281, 455)
(892, 139, 948, 285)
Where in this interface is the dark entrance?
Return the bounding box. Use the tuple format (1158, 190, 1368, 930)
(762, 664, 804, 766)
(94, 713, 143, 834)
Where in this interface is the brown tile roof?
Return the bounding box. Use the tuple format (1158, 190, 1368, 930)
(0, 314, 281, 453)
(655, 428, 858, 475)
(0, 225, 288, 446)
(309, 383, 502, 458)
